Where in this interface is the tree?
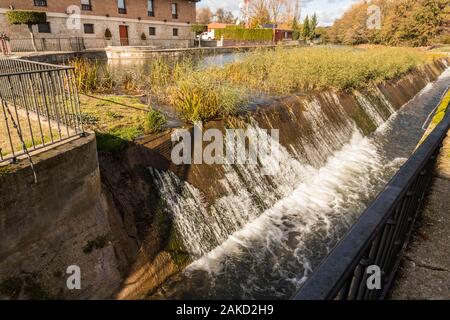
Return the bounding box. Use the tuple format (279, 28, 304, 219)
(197, 7, 213, 24)
(302, 15, 310, 40)
(215, 8, 236, 24)
(249, 0, 271, 28)
(328, 0, 449, 47)
(291, 16, 300, 31)
(6, 10, 47, 52)
(191, 24, 208, 36)
(309, 13, 318, 39)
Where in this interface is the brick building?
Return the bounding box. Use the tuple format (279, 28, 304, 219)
(0, 0, 200, 50)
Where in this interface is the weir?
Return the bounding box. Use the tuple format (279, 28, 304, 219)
(146, 62, 450, 299)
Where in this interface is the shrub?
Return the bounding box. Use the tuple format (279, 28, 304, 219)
(191, 24, 207, 34)
(215, 27, 273, 41)
(104, 28, 112, 40)
(144, 108, 167, 133)
(6, 10, 46, 25)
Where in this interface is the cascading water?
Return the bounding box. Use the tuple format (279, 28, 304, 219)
(149, 67, 450, 299)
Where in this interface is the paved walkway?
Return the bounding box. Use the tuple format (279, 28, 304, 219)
(389, 130, 450, 300)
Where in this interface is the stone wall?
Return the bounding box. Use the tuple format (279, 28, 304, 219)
(0, 0, 196, 22)
(0, 133, 128, 299)
(0, 13, 193, 50)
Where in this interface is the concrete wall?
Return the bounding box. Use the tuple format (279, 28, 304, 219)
(0, 133, 126, 299)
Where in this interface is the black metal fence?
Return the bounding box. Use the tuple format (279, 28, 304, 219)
(9, 38, 88, 53)
(0, 58, 84, 163)
(294, 91, 450, 300)
(8, 37, 196, 52)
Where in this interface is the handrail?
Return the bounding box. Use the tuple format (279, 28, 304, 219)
(293, 93, 450, 300)
(0, 58, 84, 164)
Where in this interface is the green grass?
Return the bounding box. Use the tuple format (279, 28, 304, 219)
(418, 90, 450, 146)
(0, 165, 12, 177)
(96, 127, 143, 152)
(80, 94, 168, 151)
(83, 234, 109, 254)
(144, 108, 167, 134)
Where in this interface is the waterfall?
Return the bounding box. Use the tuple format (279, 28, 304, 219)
(148, 93, 362, 257)
(147, 66, 450, 299)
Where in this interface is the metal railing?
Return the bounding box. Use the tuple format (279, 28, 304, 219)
(9, 37, 88, 53)
(294, 91, 450, 300)
(7, 37, 197, 52)
(0, 58, 84, 163)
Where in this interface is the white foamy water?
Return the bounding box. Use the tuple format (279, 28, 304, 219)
(187, 130, 403, 275)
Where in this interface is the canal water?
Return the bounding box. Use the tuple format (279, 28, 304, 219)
(148, 67, 450, 300)
(107, 52, 245, 72)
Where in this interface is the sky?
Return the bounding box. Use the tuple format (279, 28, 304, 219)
(198, 0, 362, 26)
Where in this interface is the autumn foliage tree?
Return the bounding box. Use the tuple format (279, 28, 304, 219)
(328, 0, 449, 47)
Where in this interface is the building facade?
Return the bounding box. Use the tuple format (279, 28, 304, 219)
(0, 0, 200, 50)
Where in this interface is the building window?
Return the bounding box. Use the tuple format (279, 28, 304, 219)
(38, 22, 51, 33)
(149, 27, 156, 36)
(173, 28, 178, 37)
(34, 0, 47, 6)
(81, 0, 92, 11)
(148, 0, 154, 17)
(118, 0, 127, 14)
(171, 3, 178, 19)
(84, 24, 95, 34)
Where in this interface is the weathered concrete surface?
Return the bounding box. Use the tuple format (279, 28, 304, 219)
(0, 133, 126, 299)
(389, 131, 450, 300)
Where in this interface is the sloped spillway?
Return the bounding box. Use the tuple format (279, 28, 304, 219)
(148, 64, 450, 299)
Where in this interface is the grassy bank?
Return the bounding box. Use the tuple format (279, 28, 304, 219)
(418, 89, 450, 146)
(74, 47, 442, 125)
(79, 95, 166, 152)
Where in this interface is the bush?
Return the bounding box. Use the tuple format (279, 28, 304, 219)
(104, 28, 112, 40)
(6, 10, 46, 25)
(144, 108, 167, 133)
(215, 27, 273, 41)
(191, 24, 207, 34)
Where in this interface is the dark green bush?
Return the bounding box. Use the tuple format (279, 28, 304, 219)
(6, 10, 46, 25)
(215, 27, 273, 41)
(191, 24, 207, 34)
(144, 108, 167, 133)
(104, 28, 112, 39)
